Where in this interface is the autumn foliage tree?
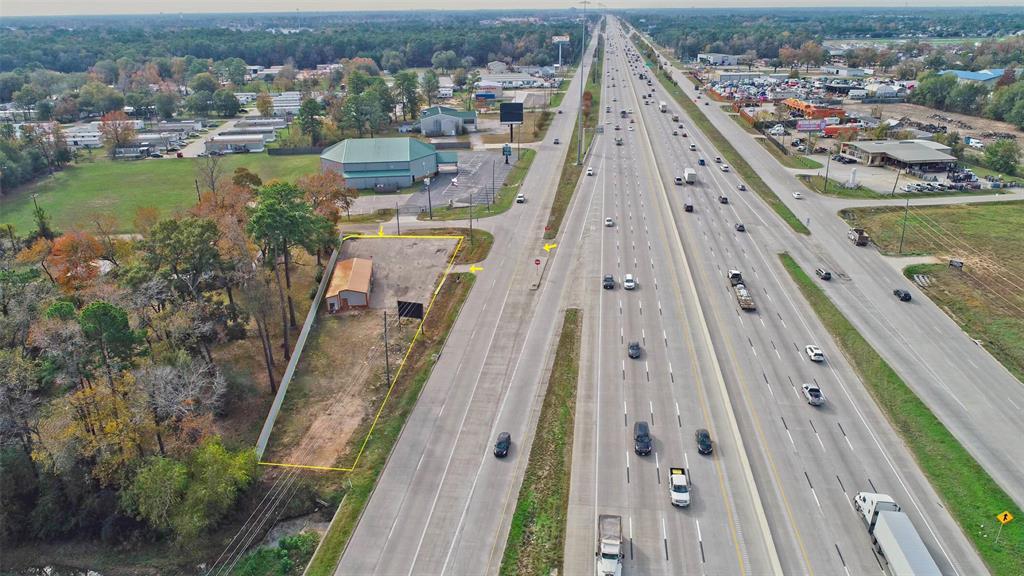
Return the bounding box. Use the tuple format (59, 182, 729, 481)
(46, 231, 103, 292)
(98, 110, 137, 159)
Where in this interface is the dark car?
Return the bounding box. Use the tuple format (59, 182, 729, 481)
(627, 341, 642, 359)
(684, 203, 694, 213)
(493, 431, 511, 458)
(815, 268, 832, 281)
(719, 196, 729, 204)
(893, 289, 912, 302)
(735, 223, 746, 232)
(695, 428, 713, 455)
(603, 274, 615, 289)
(634, 421, 652, 456)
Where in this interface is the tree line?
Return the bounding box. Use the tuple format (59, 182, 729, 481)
(0, 161, 357, 555)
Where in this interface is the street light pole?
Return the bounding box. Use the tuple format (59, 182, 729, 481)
(822, 153, 831, 196)
(576, 0, 588, 166)
(898, 198, 911, 254)
(890, 166, 902, 197)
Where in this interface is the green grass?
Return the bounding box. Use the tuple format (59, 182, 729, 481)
(779, 253, 1023, 576)
(303, 273, 477, 576)
(1, 153, 320, 234)
(420, 148, 536, 221)
(549, 90, 568, 109)
(729, 114, 762, 135)
(646, 64, 810, 235)
(340, 209, 396, 225)
(544, 40, 603, 240)
(842, 202, 1024, 383)
(963, 157, 1022, 183)
(500, 308, 581, 576)
(230, 531, 319, 576)
(757, 139, 824, 170)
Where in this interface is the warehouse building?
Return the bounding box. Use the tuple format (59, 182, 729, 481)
(320, 137, 457, 190)
(419, 106, 477, 136)
(839, 140, 956, 172)
(325, 258, 373, 313)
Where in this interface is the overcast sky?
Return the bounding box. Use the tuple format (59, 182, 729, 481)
(1, 1, 1009, 18)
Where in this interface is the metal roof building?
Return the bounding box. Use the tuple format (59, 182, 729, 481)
(320, 137, 445, 190)
(419, 105, 477, 136)
(840, 140, 956, 171)
(325, 257, 373, 312)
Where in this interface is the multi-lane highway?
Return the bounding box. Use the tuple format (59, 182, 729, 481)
(564, 19, 987, 576)
(630, 22, 1024, 513)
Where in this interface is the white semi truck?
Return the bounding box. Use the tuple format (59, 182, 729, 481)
(853, 492, 941, 576)
(596, 514, 624, 576)
(684, 168, 697, 184)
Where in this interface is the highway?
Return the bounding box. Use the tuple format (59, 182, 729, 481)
(562, 19, 987, 576)
(334, 30, 602, 576)
(632, 23, 1024, 514)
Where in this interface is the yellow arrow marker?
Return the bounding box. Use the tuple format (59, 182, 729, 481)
(469, 265, 484, 273)
(543, 243, 558, 253)
(378, 225, 384, 237)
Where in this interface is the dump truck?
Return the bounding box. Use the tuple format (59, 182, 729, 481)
(669, 467, 691, 507)
(728, 270, 756, 310)
(853, 492, 941, 576)
(684, 168, 697, 184)
(848, 228, 870, 246)
(659, 101, 667, 112)
(596, 514, 624, 576)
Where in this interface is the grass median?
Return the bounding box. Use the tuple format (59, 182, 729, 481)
(779, 253, 1023, 576)
(642, 59, 809, 235)
(303, 272, 478, 576)
(500, 308, 582, 576)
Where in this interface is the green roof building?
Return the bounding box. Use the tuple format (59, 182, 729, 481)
(419, 105, 477, 137)
(321, 137, 457, 190)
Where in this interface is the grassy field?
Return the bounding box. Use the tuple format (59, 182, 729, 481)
(1, 153, 320, 234)
(420, 148, 535, 221)
(303, 272, 477, 576)
(648, 65, 810, 235)
(779, 253, 1023, 576)
(757, 139, 824, 170)
(544, 40, 603, 240)
(841, 202, 1024, 383)
(500, 308, 581, 576)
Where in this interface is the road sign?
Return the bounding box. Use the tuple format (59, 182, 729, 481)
(998, 511, 1014, 525)
(534, 259, 541, 266)
(502, 144, 512, 157)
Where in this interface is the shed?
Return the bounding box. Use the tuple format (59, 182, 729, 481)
(325, 258, 373, 313)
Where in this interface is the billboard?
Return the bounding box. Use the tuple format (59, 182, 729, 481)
(397, 300, 424, 320)
(500, 102, 524, 125)
(796, 119, 827, 132)
(552, 35, 571, 43)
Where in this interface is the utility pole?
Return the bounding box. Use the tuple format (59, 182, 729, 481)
(194, 179, 202, 202)
(890, 166, 902, 197)
(469, 189, 474, 243)
(898, 197, 911, 254)
(822, 153, 831, 196)
(577, 0, 588, 166)
(383, 310, 391, 386)
(396, 202, 401, 235)
(426, 179, 433, 220)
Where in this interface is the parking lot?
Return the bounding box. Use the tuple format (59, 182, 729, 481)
(403, 149, 514, 212)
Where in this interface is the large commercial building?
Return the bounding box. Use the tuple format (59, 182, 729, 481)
(320, 137, 457, 190)
(940, 68, 1006, 88)
(697, 53, 741, 66)
(839, 140, 957, 172)
(419, 106, 477, 136)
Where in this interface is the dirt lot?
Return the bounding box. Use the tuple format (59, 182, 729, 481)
(844, 102, 1023, 145)
(263, 235, 460, 469)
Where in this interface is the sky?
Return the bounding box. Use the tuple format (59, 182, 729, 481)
(0, 0, 1011, 18)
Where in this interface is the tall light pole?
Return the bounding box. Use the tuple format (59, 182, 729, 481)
(576, 0, 588, 166)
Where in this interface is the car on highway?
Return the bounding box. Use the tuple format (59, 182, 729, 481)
(689, 143, 697, 151)
(623, 274, 636, 290)
(678, 123, 684, 129)
(792, 191, 804, 199)
(673, 130, 679, 136)
(627, 341, 642, 359)
(715, 156, 722, 163)
(719, 195, 729, 204)
(628, 126, 634, 131)
(684, 202, 694, 212)
(720, 164, 730, 172)
(148, 153, 163, 158)
(815, 268, 832, 281)
(553, 138, 560, 144)
(634, 421, 653, 456)
(674, 176, 684, 185)
(893, 289, 912, 302)
(604, 217, 615, 227)
(614, 125, 621, 130)
(493, 432, 511, 458)
(735, 223, 745, 232)
(587, 167, 594, 176)
(738, 183, 746, 191)
(704, 101, 709, 106)
(695, 428, 713, 455)
(603, 274, 615, 289)
(805, 345, 825, 362)
(802, 383, 825, 406)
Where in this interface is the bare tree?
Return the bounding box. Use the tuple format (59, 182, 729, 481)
(134, 359, 226, 455)
(195, 153, 224, 194)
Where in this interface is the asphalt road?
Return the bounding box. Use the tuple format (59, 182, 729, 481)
(334, 30, 602, 576)
(560, 19, 986, 576)
(633, 25, 1024, 514)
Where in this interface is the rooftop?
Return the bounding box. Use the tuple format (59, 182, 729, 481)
(421, 106, 476, 120)
(847, 140, 956, 163)
(940, 68, 1005, 82)
(328, 258, 372, 296)
(321, 137, 436, 165)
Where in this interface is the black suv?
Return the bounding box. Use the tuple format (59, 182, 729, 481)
(815, 268, 832, 281)
(627, 341, 642, 359)
(634, 421, 652, 456)
(603, 274, 615, 289)
(493, 432, 511, 458)
(695, 428, 713, 455)
(893, 289, 912, 302)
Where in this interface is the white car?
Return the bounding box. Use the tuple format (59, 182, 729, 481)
(604, 217, 614, 227)
(802, 383, 825, 406)
(516, 194, 526, 203)
(628, 126, 634, 131)
(792, 191, 804, 199)
(805, 345, 825, 362)
(587, 167, 594, 176)
(623, 274, 637, 290)
(720, 165, 730, 172)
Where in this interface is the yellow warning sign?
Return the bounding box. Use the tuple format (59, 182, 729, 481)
(997, 511, 1014, 525)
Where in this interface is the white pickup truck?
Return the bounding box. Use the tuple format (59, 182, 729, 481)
(669, 467, 691, 507)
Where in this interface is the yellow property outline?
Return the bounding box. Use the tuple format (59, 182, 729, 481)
(259, 232, 466, 472)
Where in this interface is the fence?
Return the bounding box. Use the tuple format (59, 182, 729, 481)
(267, 146, 325, 156)
(431, 141, 472, 150)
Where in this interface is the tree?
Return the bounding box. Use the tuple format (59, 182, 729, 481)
(946, 82, 989, 116)
(910, 73, 957, 110)
(78, 301, 144, 391)
(421, 69, 440, 107)
(212, 89, 240, 117)
(255, 92, 274, 117)
(133, 360, 226, 455)
(451, 68, 468, 89)
(431, 50, 460, 74)
(778, 46, 799, 68)
(215, 58, 247, 86)
(381, 49, 406, 73)
(46, 231, 103, 292)
(196, 153, 224, 194)
(347, 70, 372, 95)
(983, 139, 1020, 176)
(297, 98, 324, 143)
(232, 167, 263, 190)
(0, 348, 41, 455)
(798, 41, 825, 72)
(393, 70, 421, 120)
(996, 67, 1017, 89)
(121, 456, 187, 533)
(189, 72, 219, 94)
(154, 91, 178, 119)
(137, 217, 223, 301)
(185, 90, 213, 116)
(98, 111, 137, 159)
(297, 172, 354, 260)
